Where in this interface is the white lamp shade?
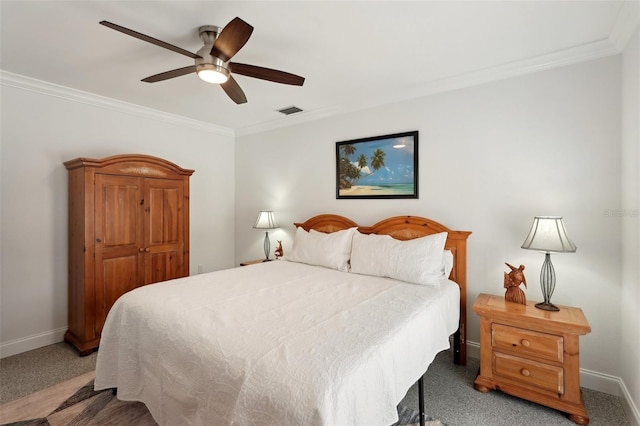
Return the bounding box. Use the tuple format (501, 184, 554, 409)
(253, 211, 278, 229)
(521, 216, 576, 253)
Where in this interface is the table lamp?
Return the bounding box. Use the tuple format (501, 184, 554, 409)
(521, 216, 576, 311)
(253, 211, 278, 261)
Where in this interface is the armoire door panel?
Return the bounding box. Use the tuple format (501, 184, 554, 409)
(95, 255, 140, 336)
(146, 179, 182, 245)
(96, 175, 142, 248)
(148, 250, 181, 284)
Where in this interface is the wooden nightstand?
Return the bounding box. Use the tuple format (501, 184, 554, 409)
(239, 259, 270, 266)
(473, 293, 591, 425)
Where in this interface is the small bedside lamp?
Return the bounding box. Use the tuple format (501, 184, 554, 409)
(521, 216, 576, 311)
(253, 211, 278, 261)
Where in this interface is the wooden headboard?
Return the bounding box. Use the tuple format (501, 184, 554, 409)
(294, 214, 471, 366)
(293, 214, 359, 233)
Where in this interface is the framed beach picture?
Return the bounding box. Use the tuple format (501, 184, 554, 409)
(336, 131, 418, 199)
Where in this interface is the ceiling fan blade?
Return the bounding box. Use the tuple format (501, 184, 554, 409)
(229, 63, 305, 86)
(210, 17, 254, 62)
(141, 66, 197, 83)
(100, 21, 201, 59)
(221, 76, 247, 104)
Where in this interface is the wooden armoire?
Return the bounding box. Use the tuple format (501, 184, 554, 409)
(64, 154, 194, 355)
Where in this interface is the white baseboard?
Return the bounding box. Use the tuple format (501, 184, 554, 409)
(467, 340, 481, 360)
(0, 327, 67, 359)
(467, 340, 640, 425)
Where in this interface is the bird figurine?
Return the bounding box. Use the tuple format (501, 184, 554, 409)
(504, 263, 527, 305)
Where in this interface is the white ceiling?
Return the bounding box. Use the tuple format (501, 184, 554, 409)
(1, 1, 637, 134)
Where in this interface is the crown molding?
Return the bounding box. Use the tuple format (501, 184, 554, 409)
(0, 70, 234, 137)
(237, 37, 621, 137)
(411, 39, 620, 96)
(609, 1, 640, 51)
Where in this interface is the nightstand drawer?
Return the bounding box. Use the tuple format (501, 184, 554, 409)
(494, 352, 564, 394)
(492, 323, 563, 363)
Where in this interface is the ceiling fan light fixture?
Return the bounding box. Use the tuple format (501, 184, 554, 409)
(196, 64, 230, 84)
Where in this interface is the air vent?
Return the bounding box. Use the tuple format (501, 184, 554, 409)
(277, 106, 303, 115)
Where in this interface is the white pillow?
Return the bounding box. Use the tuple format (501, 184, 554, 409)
(350, 231, 448, 286)
(285, 226, 357, 272)
(441, 250, 454, 279)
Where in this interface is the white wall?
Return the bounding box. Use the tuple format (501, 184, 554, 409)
(620, 26, 640, 422)
(0, 76, 236, 356)
(0, 40, 636, 421)
(236, 56, 625, 388)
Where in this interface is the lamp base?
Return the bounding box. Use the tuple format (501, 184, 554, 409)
(535, 301, 560, 312)
(262, 259, 273, 262)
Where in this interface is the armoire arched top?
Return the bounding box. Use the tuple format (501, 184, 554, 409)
(64, 154, 195, 178)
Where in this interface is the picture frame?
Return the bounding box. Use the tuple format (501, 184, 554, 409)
(336, 131, 418, 199)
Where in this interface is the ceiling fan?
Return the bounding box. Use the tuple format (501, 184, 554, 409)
(99, 17, 305, 104)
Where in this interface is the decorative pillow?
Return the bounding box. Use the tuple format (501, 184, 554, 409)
(285, 226, 357, 272)
(350, 231, 448, 286)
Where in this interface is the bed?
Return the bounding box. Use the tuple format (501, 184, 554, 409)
(94, 214, 471, 426)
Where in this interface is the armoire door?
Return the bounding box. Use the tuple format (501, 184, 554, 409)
(94, 173, 144, 336)
(143, 177, 186, 284)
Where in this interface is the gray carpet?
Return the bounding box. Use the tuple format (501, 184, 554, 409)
(0, 342, 97, 404)
(1, 343, 631, 425)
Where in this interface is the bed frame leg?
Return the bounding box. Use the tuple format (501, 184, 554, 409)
(453, 321, 466, 366)
(453, 329, 461, 364)
(418, 375, 425, 426)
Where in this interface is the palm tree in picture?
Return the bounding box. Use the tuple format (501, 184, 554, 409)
(338, 144, 358, 189)
(357, 153, 367, 170)
(346, 162, 362, 182)
(340, 144, 356, 158)
(339, 157, 359, 189)
(354, 148, 386, 182)
(369, 149, 386, 173)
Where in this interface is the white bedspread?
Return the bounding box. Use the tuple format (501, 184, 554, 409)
(94, 260, 459, 426)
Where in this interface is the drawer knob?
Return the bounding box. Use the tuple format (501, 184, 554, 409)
(520, 339, 530, 347)
(521, 368, 531, 377)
